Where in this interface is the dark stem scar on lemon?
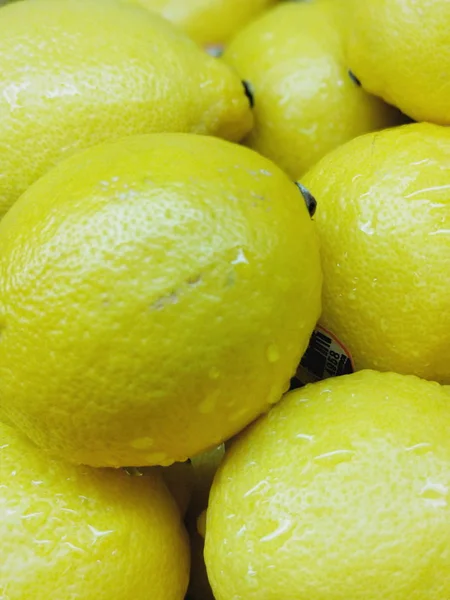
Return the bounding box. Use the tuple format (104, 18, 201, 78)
(295, 182, 317, 217)
(242, 80, 255, 108)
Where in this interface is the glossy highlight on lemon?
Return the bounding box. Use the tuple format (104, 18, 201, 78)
(0, 420, 189, 600)
(0, 132, 322, 468)
(223, 0, 402, 179)
(0, 0, 252, 218)
(205, 370, 450, 600)
(302, 122, 450, 383)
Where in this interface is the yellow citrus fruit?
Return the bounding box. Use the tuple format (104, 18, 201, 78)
(185, 445, 225, 600)
(0, 132, 322, 468)
(0, 0, 252, 219)
(187, 517, 215, 600)
(149, 444, 225, 519)
(301, 122, 450, 383)
(205, 370, 450, 600)
(223, 0, 402, 180)
(346, 0, 450, 124)
(153, 461, 195, 517)
(123, 0, 278, 47)
(0, 409, 13, 426)
(189, 444, 226, 516)
(0, 420, 189, 600)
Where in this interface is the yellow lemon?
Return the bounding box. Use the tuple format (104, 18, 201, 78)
(205, 370, 450, 600)
(123, 0, 278, 47)
(147, 444, 224, 519)
(187, 518, 215, 600)
(0, 133, 322, 468)
(189, 444, 226, 516)
(170, 445, 225, 600)
(154, 461, 195, 517)
(347, 0, 450, 125)
(185, 445, 225, 600)
(0, 0, 252, 219)
(301, 122, 450, 383)
(223, 0, 402, 180)
(0, 420, 189, 599)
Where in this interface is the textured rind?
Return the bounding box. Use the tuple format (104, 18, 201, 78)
(0, 0, 252, 217)
(346, 0, 450, 125)
(0, 421, 190, 600)
(0, 133, 322, 467)
(205, 370, 450, 600)
(223, 0, 402, 179)
(302, 122, 450, 383)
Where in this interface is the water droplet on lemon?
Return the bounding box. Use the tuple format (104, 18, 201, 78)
(267, 344, 280, 363)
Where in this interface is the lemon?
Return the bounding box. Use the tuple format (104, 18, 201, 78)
(0, 420, 189, 599)
(185, 445, 225, 600)
(149, 444, 225, 519)
(187, 519, 215, 600)
(0, 0, 252, 219)
(223, 0, 402, 180)
(189, 444, 226, 516)
(205, 370, 450, 600)
(155, 461, 195, 517)
(0, 132, 322, 468)
(301, 122, 450, 383)
(123, 0, 278, 47)
(347, 0, 450, 125)
(151, 447, 225, 598)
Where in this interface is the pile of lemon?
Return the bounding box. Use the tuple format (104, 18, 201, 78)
(0, 0, 449, 599)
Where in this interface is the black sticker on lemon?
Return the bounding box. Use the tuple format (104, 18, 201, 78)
(293, 326, 354, 387)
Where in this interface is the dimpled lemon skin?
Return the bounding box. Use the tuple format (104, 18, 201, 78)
(347, 0, 450, 125)
(0, 133, 322, 468)
(0, 0, 252, 219)
(223, 1, 402, 180)
(205, 370, 450, 600)
(302, 122, 450, 383)
(123, 0, 278, 46)
(0, 421, 189, 600)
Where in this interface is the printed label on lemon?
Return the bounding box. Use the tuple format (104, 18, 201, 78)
(293, 326, 354, 387)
